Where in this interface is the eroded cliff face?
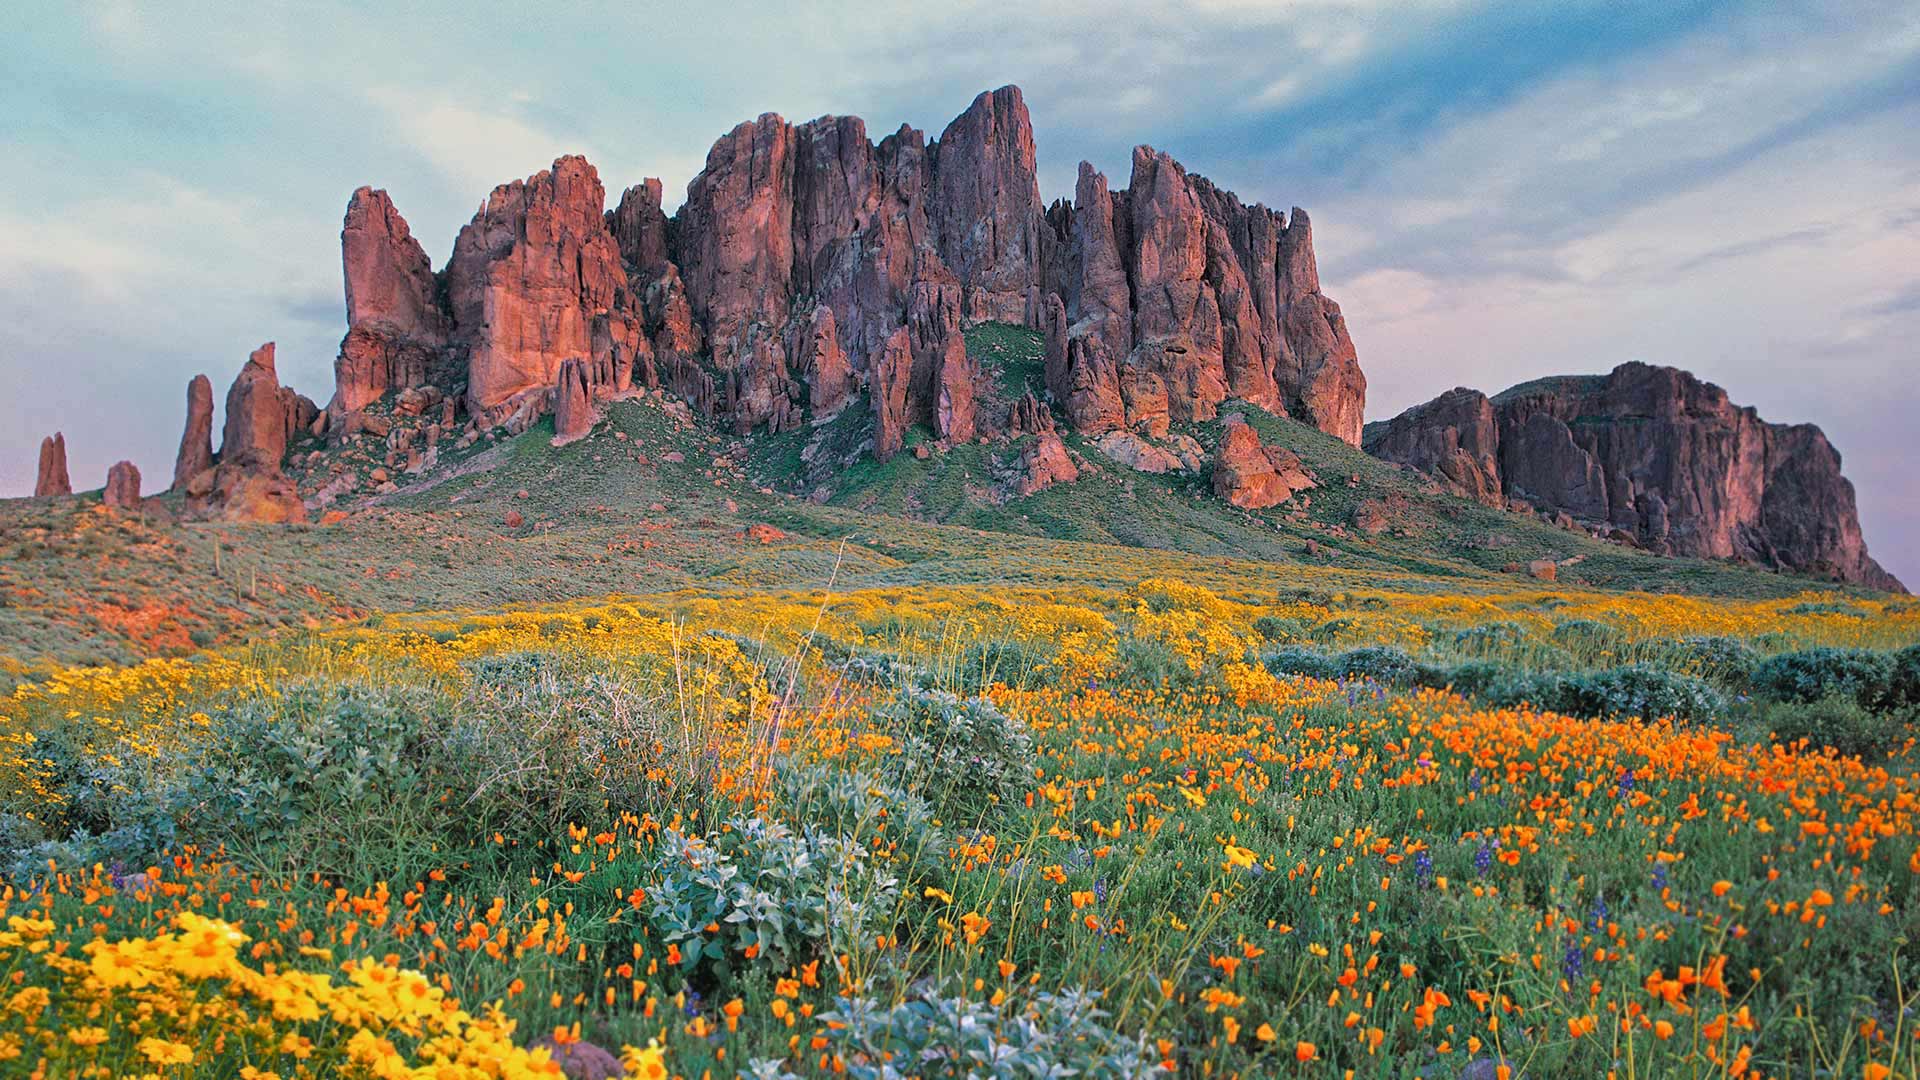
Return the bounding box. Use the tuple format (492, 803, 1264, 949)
(1364, 363, 1901, 589)
(136, 85, 1366, 520)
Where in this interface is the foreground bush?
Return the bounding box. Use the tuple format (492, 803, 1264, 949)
(1759, 695, 1910, 761)
(1751, 647, 1894, 708)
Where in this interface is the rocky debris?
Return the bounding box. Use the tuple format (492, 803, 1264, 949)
(1016, 432, 1078, 496)
(103, 460, 141, 508)
(1093, 430, 1203, 475)
(1366, 363, 1901, 589)
(333, 187, 451, 415)
(552, 358, 595, 443)
(1528, 558, 1559, 582)
(34, 432, 71, 497)
(1212, 419, 1314, 509)
(744, 523, 786, 543)
(172, 375, 215, 490)
(447, 155, 644, 425)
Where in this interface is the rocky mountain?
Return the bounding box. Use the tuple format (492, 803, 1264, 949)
(1364, 363, 1900, 590)
(16, 84, 1900, 595)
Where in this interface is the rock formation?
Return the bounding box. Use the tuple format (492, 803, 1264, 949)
(1362, 387, 1500, 507)
(103, 461, 141, 508)
(172, 375, 215, 490)
(446, 155, 644, 424)
(552, 357, 595, 443)
(34, 433, 71, 497)
(185, 343, 314, 524)
(1016, 432, 1078, 496)
(1365, 363, 1901, 589)
(333, 188, 450, 415)
(1212, 419, 1315, 509)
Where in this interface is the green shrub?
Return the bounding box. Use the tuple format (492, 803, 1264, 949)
(872, 689, 1033, 820)
(1760, 695, 1907, 761)
(1478, 665, 1724, 724)
(1252, 614, 1306, 642)
(1885, 644, 1920, 710)
(1420, 661, 1511, 697)
(647, 816, 900, 986)
(1332, 646, 1418, 684)
(951, 639, 1046, 692)
(1550, 619, 1622, 651)
(1652, 636, 1761, 687)
(1750, 648, 1893, 708)
(1452, 622, 1527, 657)
(1565, 665, 1726, 723)
(1261, 647, 1336, 680)
(819, 985, 1164, 1079)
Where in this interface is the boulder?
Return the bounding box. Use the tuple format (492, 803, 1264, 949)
(870, 327, 913, 462)
(1017, 432, 1078, 496)
(34, 432, 71, 497)
(1212, 419, 1311, 509)
(103, 460, 141, 508)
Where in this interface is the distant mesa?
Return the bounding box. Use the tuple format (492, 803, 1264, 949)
(1365, 363, 1900, 590)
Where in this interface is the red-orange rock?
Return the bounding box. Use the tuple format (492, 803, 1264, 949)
(333, 188, 449, 415)
(931, 86, 1043, 324)
(447, 156, 643, 423)
(1212, 419, 1312, 509)
(103, 460, 141, 508)
(1367, 363, 1901, 589)
(552, 358, 595, 443)
(1016, 432, 1078, 496)
(34, 432, 71, 497)
(172, 374, 214, 491)
(795, 305, 853, 417)
(221, 343, 314, 470)
(870, 327, 913, 462)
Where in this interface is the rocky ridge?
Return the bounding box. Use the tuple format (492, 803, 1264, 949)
(1364, 363, 1900, 589)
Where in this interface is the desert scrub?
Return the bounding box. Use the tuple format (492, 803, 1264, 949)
(818, 983, 1165, 1078)
(1758, 695, 1910, 761)
(1750, 647, 1895, 708)
(646, 816, 901, 986)
(872, 688, 1033, 820)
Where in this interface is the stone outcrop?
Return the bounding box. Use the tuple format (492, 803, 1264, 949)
(1362, 387, 1500, 506)
(1211, 419, 1315, 509)
(446, 155, 645, 424)
(1038, 148, 1366, 444)
(34, 433, 71, 497)
(795, 305, 853, 417)
(172, 375, 215, 490)
(333, 188, 450, 416)
(1365, 363, 1901, 589)
(552, 357, 595, 443)
(1016, 432, 1077, 496)
(187, 343, 313, 524)
(104, 461, 141, 508)
(930, 86, 1044, 324)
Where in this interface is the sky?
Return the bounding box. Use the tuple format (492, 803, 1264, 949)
(4, 1, 1917, 583)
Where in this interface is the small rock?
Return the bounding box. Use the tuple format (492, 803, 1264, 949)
(505, 510, 524, 528)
